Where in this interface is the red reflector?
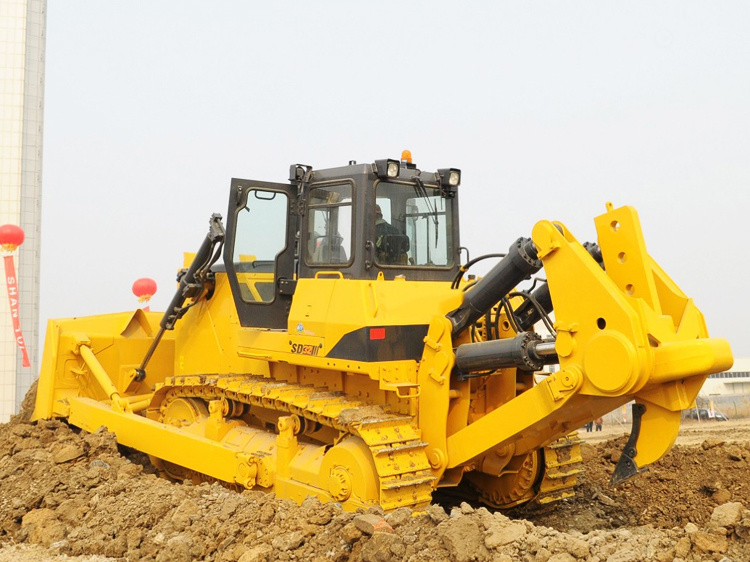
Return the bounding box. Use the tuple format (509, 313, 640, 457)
(370, 327, 386, 340)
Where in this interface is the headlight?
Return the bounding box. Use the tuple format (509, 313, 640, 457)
(438, 168, 461, 189)
(374, 159, 400, 180)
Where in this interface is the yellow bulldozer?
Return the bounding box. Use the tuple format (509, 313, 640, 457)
(32, 153, 733, 512)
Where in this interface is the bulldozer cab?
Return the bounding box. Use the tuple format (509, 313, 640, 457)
(223, 159, 463, 328)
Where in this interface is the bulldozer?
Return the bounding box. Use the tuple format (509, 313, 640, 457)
(32, 152, 733, 512)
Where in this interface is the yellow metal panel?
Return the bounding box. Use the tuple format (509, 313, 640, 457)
(174, 274, 244, 376)
(416, 317, 454, 476)
(532, 219, 649, 397)
(287, 277, 462, 365)
(594, 204, 661, 314)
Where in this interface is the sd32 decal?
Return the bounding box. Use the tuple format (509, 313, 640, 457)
(291, 343, 324, 356)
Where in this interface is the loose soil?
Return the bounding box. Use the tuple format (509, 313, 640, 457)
(1, 414, 749, 561)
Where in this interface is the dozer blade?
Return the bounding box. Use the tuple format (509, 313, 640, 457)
(610, 401, 680, 485)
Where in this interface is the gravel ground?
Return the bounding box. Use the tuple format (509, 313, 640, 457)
(1, 416, 748, 561)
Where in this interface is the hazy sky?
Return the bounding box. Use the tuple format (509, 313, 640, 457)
(41, 2, 750, 357)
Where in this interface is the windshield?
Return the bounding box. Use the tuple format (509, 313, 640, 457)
(375, 181, 454, 267)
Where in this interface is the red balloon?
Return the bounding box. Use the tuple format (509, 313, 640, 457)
(0, 224, 25, 249)
(132, 277, 157, 299)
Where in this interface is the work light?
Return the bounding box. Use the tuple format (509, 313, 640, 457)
(438, 168, 461, 188)
(374, 159, 400, 180)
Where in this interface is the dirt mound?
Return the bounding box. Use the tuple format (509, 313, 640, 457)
(11, 379, 37, 424)
(1, 418, 749, 561)
(520, 436, 750, 534)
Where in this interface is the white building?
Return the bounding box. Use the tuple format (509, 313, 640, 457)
(0, 0, 46, 422)
(701, 357, 750, 397)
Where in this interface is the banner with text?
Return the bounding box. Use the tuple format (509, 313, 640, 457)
(4, 255, 30, 367)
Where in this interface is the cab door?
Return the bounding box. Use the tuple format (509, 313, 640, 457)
(224, 178, 297, 329)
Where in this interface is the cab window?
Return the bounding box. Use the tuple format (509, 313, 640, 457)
(306, 183, 353, 265)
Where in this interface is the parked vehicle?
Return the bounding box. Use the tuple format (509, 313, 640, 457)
(687, 408, 728, 421)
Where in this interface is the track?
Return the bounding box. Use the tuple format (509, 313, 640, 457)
(150, 374, 582, 511)
(152, 374, 435, 510)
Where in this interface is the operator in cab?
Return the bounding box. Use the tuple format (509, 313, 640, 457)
(375, 204, 409, 265)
